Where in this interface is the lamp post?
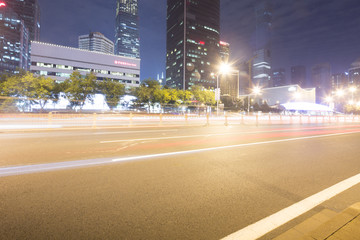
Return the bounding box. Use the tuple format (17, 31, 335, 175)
(215, 63, 231, 116)
(349, 86, 357, 102)
(247, 86, 262, 114)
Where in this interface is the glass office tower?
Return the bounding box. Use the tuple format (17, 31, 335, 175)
(5, 0, 40, 41)
(0, 1, 30, 73)
(166, 0, 220, 90)
(252, 0, 272, 88)
(115, 0, 140, 58)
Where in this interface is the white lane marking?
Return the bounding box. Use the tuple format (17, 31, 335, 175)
(221, 173, 360, 240)
(110, 131, 360, 163)
(2, 130, 360, 177)
(93, 129, 178, 135)
(100, 127, 360, 144)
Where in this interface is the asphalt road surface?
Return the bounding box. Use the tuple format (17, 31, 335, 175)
(1, 123, 360, 239)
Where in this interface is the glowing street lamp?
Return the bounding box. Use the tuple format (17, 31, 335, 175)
(349, 86, 357, 102)
(336, 89, 345, 97)
(325, 96, 333, 103)
(247, 86, 262, 113)
(215, 63, 231, 116)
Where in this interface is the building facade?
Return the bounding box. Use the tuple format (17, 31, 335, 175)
(249, 85, 316, 106)
(349, 67, 360, 87)
(115, 0, 140, 58)
(79, 32, 114, 55)
(0, 1, 30, 73)
(291, 65, 306, 87)
(5, 0, 40, 41)
(219, 41, 230, 63)
(252, 0, 272, 88)
(272, 68, 286, 87)
(30, 42, 140, 89)
(166, 0, 221, 90)
(331, 73, 348, 91)
(311, 63, 331, 103)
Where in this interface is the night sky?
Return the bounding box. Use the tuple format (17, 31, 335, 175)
(38, 0, 360, 83)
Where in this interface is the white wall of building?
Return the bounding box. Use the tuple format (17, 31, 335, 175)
(30, 41, 140, 89)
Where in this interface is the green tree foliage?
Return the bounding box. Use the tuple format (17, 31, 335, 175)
(62, 71, 97, 109)
(1, 72, 57, 111)
(135, 79, 161, 110)
(190, 85, 215, 106)
(98, 79, 125, 110)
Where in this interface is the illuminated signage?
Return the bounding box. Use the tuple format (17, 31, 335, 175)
(220, 41, 229, 46)
(0, 2, 6, 7)
(114, 60, 137, 67)
(199, 41, 205, 45)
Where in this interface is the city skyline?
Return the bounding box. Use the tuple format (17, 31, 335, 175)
(37, 0, 360, 83)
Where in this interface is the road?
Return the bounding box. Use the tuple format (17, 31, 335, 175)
(1, 123, 360, 239)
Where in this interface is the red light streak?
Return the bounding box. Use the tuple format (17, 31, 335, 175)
(199, 41, 205, 45)
(0, 2, 6, 7)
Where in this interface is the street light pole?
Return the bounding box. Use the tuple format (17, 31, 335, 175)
(216, 74, 220, 116)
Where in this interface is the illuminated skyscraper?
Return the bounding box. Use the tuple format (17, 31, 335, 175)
(0, 1, 30, 73)
(115, 0, 140, 58)
(219, 41, 230, 63)
(5, 0, 40, 41)
(252, 0, 272, 88)
(166, 0, 221, 90)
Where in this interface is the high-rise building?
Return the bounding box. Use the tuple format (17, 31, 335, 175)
(331, 73, 348, 90)
(272, 68, 286, 87)
(79, 32, 114, 55)
(311, 63, 331, 103)
(219, 41, 230, 63)
(252, 0, 272, 88)
(5, 0, 40, 41)
(0, 1, 30, 73)
(166, 0, 221, 90)
(115, 0, 140, 58)
(349, 59, 360, 87)
(291, 65, 306, 87)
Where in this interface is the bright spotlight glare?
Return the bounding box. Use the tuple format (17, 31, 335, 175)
(349, 86, 357, 93)
(252, 86, 261, 95)
(336, 89, 345, 97)
(219, 63, 231, 74)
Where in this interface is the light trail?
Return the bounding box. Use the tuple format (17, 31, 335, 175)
(93, 129, 178, 135)
(100, 125, 360, 143)
(1, 130, 360, 177)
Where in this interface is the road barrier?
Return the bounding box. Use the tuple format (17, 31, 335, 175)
(1, 113, 360, 130)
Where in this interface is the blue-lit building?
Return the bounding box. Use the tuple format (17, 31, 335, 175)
(0, 1, 30, 73)
(252, 0, 272, 88)
(272, 68, 286, 87)
(115, 0, 140, 59)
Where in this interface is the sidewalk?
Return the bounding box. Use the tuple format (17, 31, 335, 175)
(274, 202, 360, 240)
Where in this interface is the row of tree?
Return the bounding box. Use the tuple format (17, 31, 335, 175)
(0, 71, 126, 111)
(0, 71, 217, 112)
